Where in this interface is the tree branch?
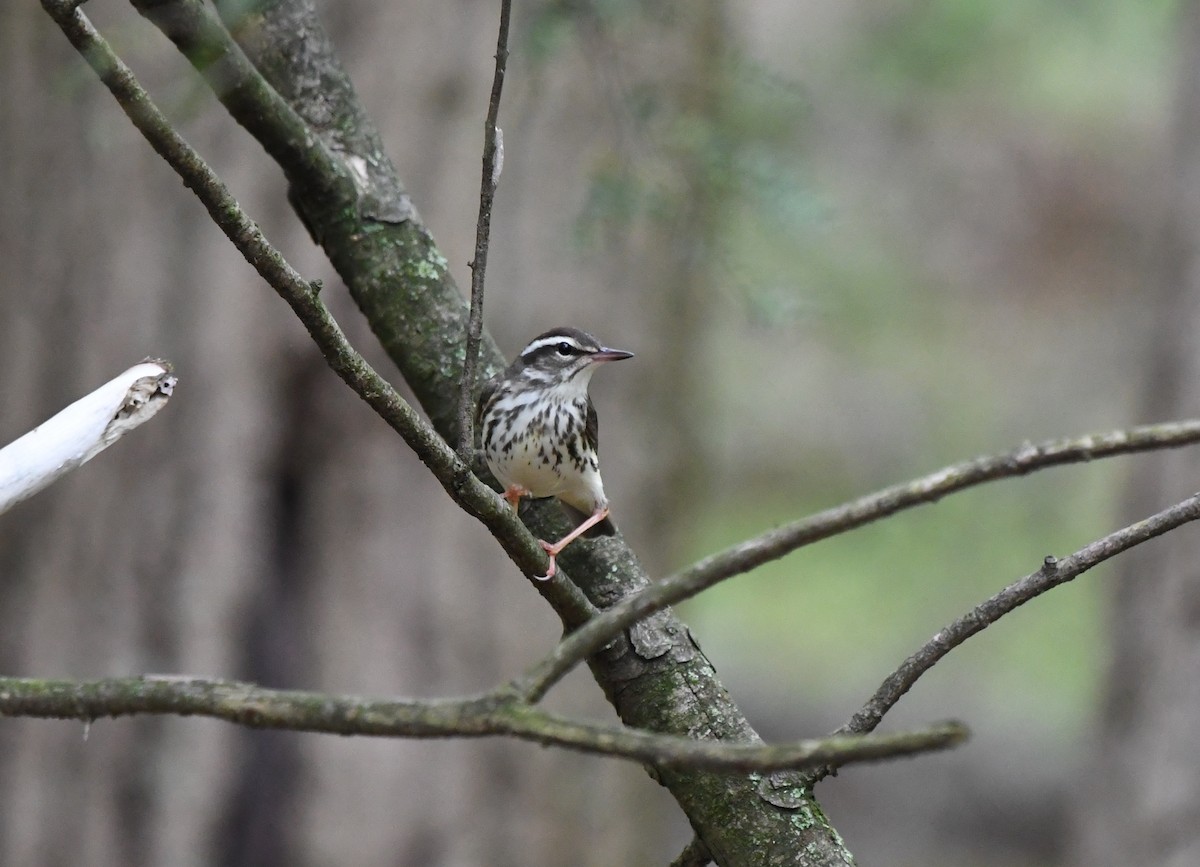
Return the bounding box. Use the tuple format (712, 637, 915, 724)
(677, 420, 1200, 598)
(0, 361, 175, 515)
(0, 675, 966, 773)
(129, 0, 347, 200)
(515, 420, 1200, 701)
(835, 489, 1200, 742)
(101, 0, 597, 614)
(458, 0, 512, 461)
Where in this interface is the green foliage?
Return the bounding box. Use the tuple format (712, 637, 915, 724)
(854, 0, 1178, 118)
(523, 0, 676, 64)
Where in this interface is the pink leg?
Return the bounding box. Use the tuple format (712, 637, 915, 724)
(535, 507, 610, 581)
(503, 484, 528, 511)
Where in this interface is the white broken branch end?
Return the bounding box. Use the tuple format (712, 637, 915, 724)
(0, 360, 177, 515)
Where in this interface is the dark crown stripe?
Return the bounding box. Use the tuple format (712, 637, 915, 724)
(520, 334, 588, 359)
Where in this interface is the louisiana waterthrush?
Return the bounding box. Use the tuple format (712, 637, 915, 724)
(476, 326, 634, 580)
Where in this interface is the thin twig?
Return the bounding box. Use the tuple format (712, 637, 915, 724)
(0, 675, 967, 773)
(515, 421, 1200, 701)
(838, 490, 1200, 737)
(790, 489, 1200, 787)
(458, 0, 513, 461)
(39, 0, 592, 621)
(127, 0, 346, 193)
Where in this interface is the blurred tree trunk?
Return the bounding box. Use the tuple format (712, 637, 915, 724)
(0, 1, 685, 864)
(539, 0, 729, 571)
(626, 0, 728, 568)
(1072, 3, 1200, 865)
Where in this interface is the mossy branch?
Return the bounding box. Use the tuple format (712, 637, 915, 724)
(0, 675, 967, 773)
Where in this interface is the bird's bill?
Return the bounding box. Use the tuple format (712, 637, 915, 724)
(591, 348, 634, 363)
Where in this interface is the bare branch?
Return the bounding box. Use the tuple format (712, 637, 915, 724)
(516, 421, 1200, 701)
(677, 420, 1200, 595)
(835, 490, 1200, 741)
(0, 361, 176, 515)
(458, 0, 513, 461)
(0, 675, 966, 773)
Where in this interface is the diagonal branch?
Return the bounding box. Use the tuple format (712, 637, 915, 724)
(516, 421, 1200, 701)
(781, 489, 1200, 788)
(129, 0, 346, 199)
(675, 421, 1200, 596)
(458, 0, 513, 461)
(0, 675, 966, 773)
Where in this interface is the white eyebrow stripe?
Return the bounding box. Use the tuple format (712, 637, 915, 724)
(520, 335, 587, 358)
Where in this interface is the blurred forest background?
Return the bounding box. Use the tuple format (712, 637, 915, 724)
(2, 0, 1198, 865)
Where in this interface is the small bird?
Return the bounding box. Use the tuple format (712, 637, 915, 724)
(476, 326, 634, 580)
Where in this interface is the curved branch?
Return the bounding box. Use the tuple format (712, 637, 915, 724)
(836, 490, 1200, 740)
(0, 675, 966, 773)
(677, 420, 1200, 595)
(516, 420, 1200, 701)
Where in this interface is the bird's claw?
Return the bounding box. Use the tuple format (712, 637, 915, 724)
(535, 539, 558, 581)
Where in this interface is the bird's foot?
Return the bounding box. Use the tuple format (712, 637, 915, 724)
(532, 507, 610, 581)
(535, 539, 559, 581)
(502, 484, 529, 512)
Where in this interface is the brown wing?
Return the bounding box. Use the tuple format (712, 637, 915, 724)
(475, 375, 498, 430)
(472, 375, 503, 456)
(584, 397, 599, 455)
(574, 398, 616, 536)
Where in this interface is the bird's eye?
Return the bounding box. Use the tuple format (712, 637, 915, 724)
(555, 342, 575, 356)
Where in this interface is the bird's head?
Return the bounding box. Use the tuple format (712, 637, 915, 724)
(512, 326, 633, 391)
